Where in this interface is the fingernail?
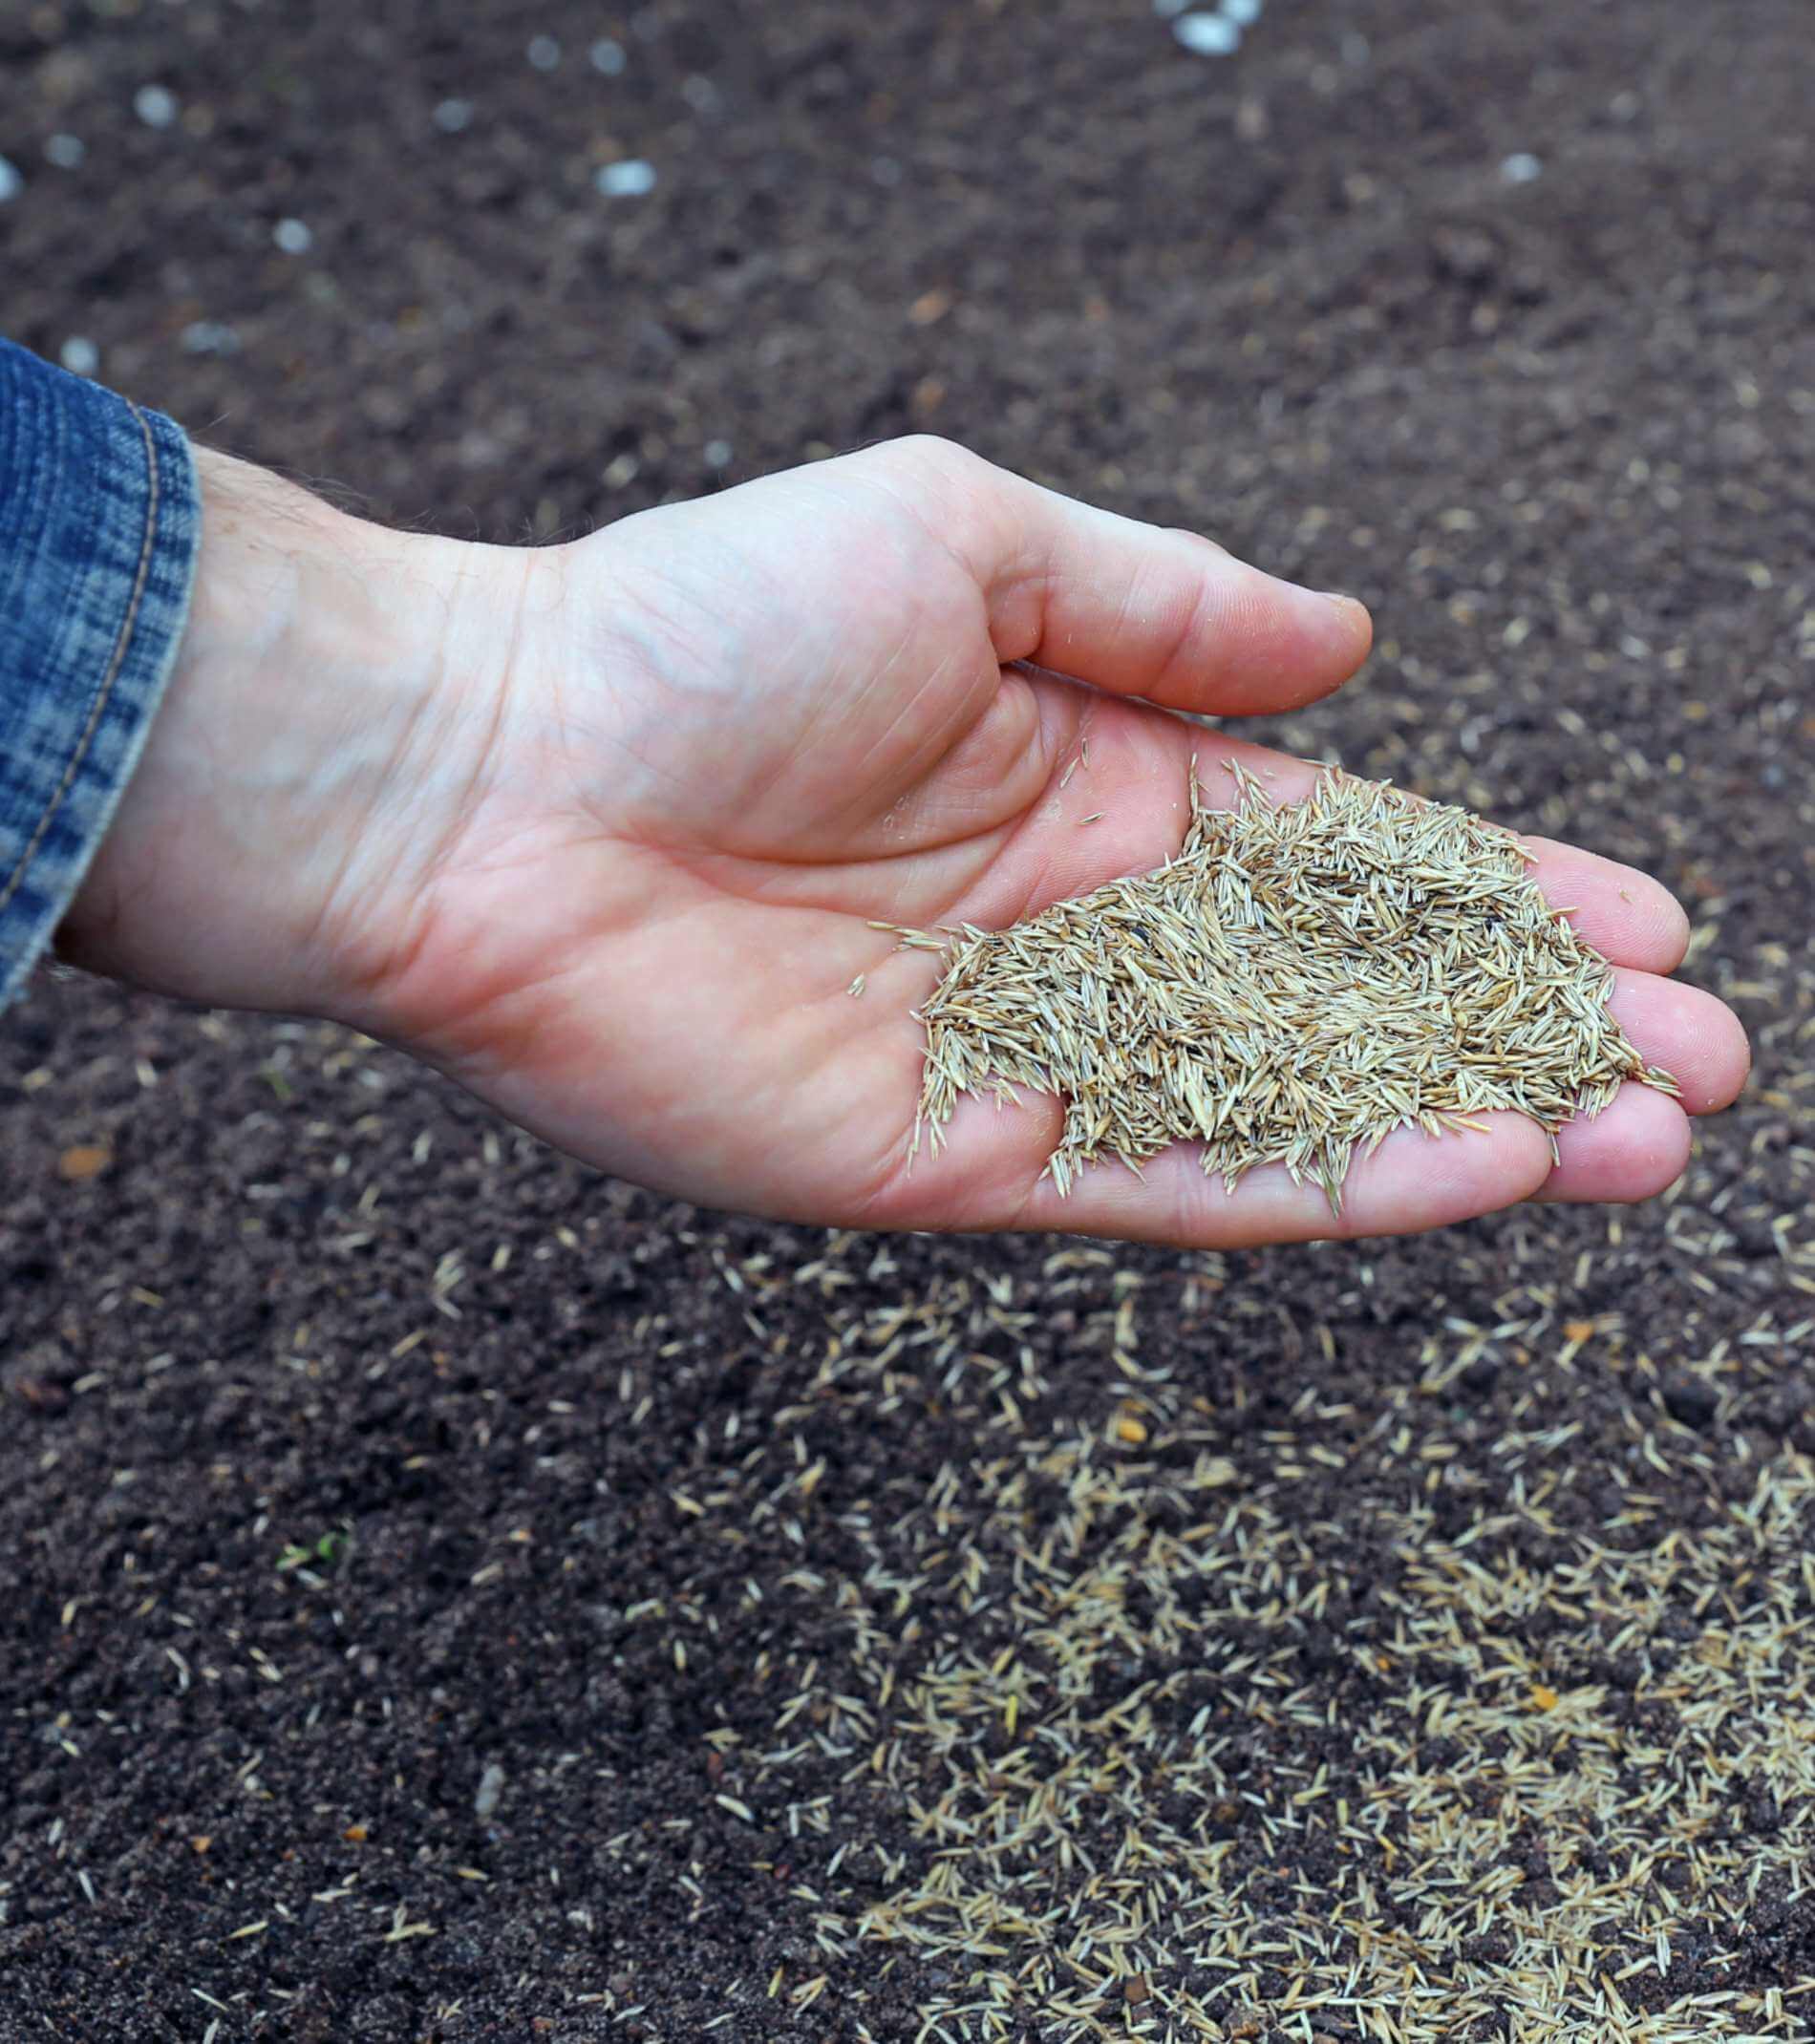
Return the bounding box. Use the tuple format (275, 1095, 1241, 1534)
(1317, 590, 1363, 611)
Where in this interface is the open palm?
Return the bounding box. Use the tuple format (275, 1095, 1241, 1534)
(373, 438, 1747, 1246)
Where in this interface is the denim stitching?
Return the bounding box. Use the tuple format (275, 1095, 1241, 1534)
(0, 400, 163, 915)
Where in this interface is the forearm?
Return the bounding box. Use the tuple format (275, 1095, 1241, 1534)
(0, 332, 536, 1038)
(60, 448, 480, 1019)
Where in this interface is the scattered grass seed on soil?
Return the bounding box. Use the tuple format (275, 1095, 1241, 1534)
(908, 763, 1679, 1208)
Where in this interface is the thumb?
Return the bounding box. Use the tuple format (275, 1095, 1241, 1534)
(860, 436, 1372, 717)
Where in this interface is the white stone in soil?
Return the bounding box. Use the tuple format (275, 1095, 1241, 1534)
(134, 84, 178, 128)
(597, 160, 656, 198)
(182, 320, 241, 355)
(1173, 12, 1241, 55)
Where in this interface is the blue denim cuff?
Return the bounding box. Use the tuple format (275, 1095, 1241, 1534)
(1, 336, 201, 1008)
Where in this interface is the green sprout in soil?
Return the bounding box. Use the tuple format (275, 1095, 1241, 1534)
(276, 1526, 350, 1578)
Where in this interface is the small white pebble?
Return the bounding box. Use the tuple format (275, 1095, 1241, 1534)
(526, 33, 561, 71)
(1500, 152, 1543, 184)
(181, 319, 241, 356)
(134, 84, 179, 129)
(474, 1762, 507, 1820)
(680, 74, 718, 114)
(60, 337, 100, 377)
(596, 159, 656, 198)
(703, 439, 733, 469)
(1221, 0, 1263, 23)
(45, 134, 86, 170)
(0, 155, 21, 203)
(272, 217, 312, 254)
(1173, 12, 1241, 55)
(433, 97, 473, 133)
(588, 37, 627, 75)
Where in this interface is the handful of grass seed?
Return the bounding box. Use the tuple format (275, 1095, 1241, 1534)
(904, 763, 1678, 1211)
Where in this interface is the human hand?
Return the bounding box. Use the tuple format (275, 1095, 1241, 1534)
(66, 438, 1749, 1246)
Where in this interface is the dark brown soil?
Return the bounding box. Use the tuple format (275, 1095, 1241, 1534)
(5, 3, 1815, 2040)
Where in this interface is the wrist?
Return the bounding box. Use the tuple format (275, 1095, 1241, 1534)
(61, 448, 512, 1023)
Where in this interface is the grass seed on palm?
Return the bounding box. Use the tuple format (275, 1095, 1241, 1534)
(908, 763, 1678, 1210)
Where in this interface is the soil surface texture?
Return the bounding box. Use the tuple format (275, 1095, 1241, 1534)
(5, 2, 1815, 2041)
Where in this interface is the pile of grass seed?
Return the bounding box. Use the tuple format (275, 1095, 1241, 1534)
(908, 763, 1678, 1208)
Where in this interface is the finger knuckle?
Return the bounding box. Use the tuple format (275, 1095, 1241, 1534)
(863, 433, 984, 491)
(1161, 524, 1232, 563)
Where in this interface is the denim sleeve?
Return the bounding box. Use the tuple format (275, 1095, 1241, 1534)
(0, 336, 200, 1009)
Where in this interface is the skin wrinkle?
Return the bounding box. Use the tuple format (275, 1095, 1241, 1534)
(738, 601, 852, 812)
(996, 777, 1099, 928)
(1097, 556, 1148, 676)
(981, 555, 1073, 672)
(610, 628, 1022, 870)
(641, 809, 1014, 899)
(934, 671, 1052, 813)
(58, 449, 310, 985)
(381, 827, 651, 1066)
(870, 649, 1036, 831)
(163, 456, 502, 1013)
(445, 913, 883, 1207)
(284, 515, 511, 1013)
(816, 633, 964, 831)
(303, 570, 463, 1004)
(849, 1087, 1035, 1235)
(565, 667, 700, 805)
(1113, 549, 1222, 712)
